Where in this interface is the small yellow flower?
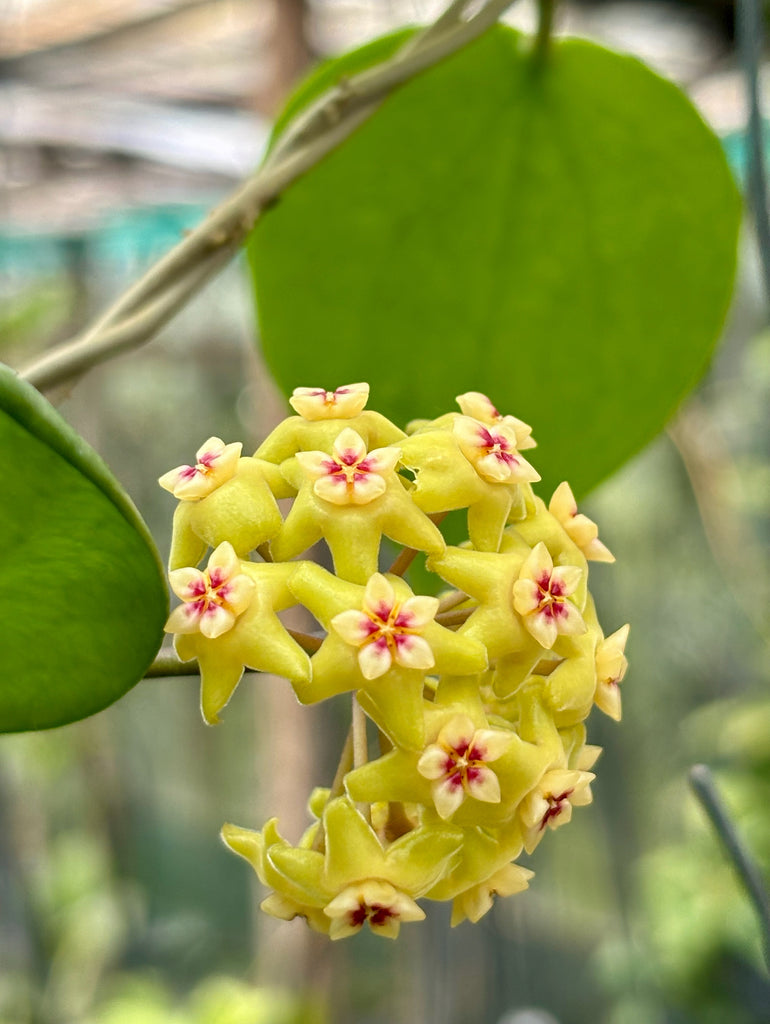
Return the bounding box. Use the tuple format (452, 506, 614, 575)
(289, 382, 370, 420)
(594, 624, 630, 721)
(165, 542, 254, 638)
(331, 573, 438, 680)
(450, 861, 534, 926)
(324, 879, 425, 940)
(512, 542, 586, 648)
(455, 392, 536, 450)
(453, 416, 539, 485)
(417, 714, 513, 819)
(159, 437, 242, 500)
(295, 428, 400, 506)
(549, 482, 615, 563)
(519, 768, 595, 853)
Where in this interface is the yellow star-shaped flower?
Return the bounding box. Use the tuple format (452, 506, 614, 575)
(271, 428, 445, 583)
(287, 564, 488, 749)
(167, 551, 311, 724)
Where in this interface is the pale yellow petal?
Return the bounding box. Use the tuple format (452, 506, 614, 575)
(294, 450, 331, 480)
(395, 595, 439, 629)
(432, 777, 466, 819)
(465, 766, 502, 804)
(393, 634, 434, 671)
(332, 427, 367, 463)
(207, 541, 240, 580)
(199, 604, 236, 639)
(362, 573, 396, 618)
(313, 474, 353, 505)
(168, 567, 206, 601)
(417, 744, 451, 781)
(164, 603, 202, 634)
(358, 639, 392, 680)
(331, 609, 374, 647)
(349, 473, 387, 505)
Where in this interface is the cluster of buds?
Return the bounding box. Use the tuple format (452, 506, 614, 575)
(159, 383, 628, 939)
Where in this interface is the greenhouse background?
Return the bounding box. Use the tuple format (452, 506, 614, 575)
(1, 1, 769, 1022)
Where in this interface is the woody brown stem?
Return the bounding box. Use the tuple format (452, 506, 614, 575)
(435, 607, 473, 628)
(437, 589, 468, 613)
(387, 513, 447, 577)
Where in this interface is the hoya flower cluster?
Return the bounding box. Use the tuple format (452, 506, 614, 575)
(159, 383, 628, 940)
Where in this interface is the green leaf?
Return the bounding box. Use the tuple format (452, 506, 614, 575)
(250, 26, 740, 497)
(0, 365, 167, 732)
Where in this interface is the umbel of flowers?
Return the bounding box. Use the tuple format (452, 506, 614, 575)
(160, 383, 628, 939)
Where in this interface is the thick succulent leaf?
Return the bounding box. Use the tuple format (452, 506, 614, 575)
(0, 365, 167, 732)
(250, 26, 740, 497)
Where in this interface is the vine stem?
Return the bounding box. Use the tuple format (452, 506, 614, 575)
(18, 0, 517, 393)
(352, 694, 368, 769)
(437, 589, 468, 613)
(737, 0, 770, 308)
(311, 724, 355, 853)
(534, 0, 556, 60)
(689, 764, 770, 972)
(352, 694, 370, 823)
(387, 513, 447, 577)
(435, 606, 473, 628)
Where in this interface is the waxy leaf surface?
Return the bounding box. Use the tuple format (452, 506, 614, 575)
(0, 365, 167, 732)
(250, 27, 740, 496)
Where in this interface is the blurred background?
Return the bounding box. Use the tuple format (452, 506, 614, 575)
(1, 1, 769, 1022)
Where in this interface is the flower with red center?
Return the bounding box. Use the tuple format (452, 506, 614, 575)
(417, 714, 514, 819)
(455, 392, 536, 450)
(519, 768, 595, 853)
(295, 427, 400, 506)
(512, 542, 586, 648)
(289, 382, 369, 420)
(323, 879, 425, 940)
(594, 623, 630, 720)
(331, 573, 438, 680)
(549, 481, 615, 563)
(158, 437, 242, 500)
(164, 542, 255, 639)
(451, 861, 534, 926)
(453, 416, 540, 485)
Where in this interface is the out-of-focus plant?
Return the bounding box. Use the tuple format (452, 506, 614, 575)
(0, 0, 751, 990)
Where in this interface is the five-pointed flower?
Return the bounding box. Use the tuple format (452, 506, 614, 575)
(167, 556, 311, 725)
(295, 428, 400, 506)
(594, 624, 630, 721)
(416, 713, 514, 819)
(453, 416, 540, 486)
(288, 564, 487, 749)
(331, 573, 438, 680)
(163, 455, 286, 570)
(512, 542, 586, 649)
(455, 392, 537, 451)
(549, 481, 615, 563)
(399, 429, 536, 552)
(346, 689, 552, 829)
(273, 442, 445, 584)
(323, 880, 425, 940)
(255, 382, 405, 465)
(450, 861, 534, 926)
(519, 767, 595, 853)
(225, 798, 463, 941)
(289, 382, 370, 420)
(165, 542, 255, 639)
(159, 437, 242, 500)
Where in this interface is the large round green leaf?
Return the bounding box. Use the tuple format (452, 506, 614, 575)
(0, 365, 167, 732)
(250, 26, 740, 496)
